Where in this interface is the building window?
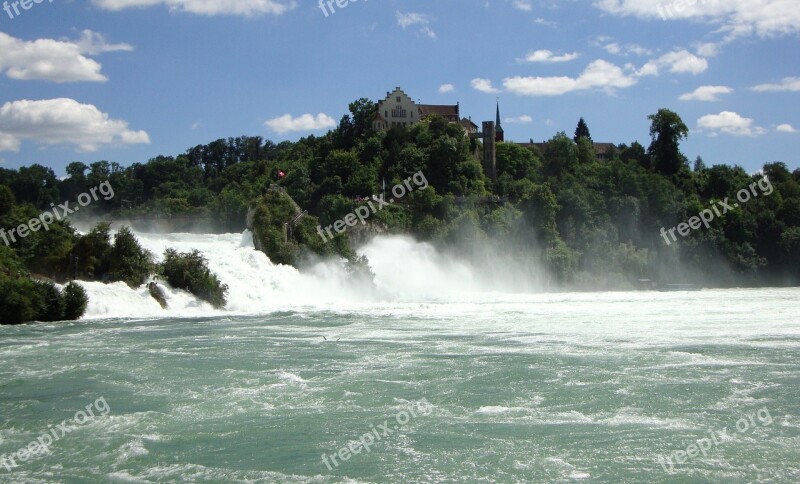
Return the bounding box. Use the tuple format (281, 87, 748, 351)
(391, 106, 407, 118)
(396, 96, 401, 102)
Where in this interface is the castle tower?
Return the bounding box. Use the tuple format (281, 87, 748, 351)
(495, 101, 504, 142)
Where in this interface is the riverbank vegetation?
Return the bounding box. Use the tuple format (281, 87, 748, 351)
(1, 102, 799, 323)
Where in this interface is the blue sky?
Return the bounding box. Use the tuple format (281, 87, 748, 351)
(0, 0, 798, 175)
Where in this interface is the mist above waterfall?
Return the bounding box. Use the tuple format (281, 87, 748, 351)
(77, 230, 551, 319)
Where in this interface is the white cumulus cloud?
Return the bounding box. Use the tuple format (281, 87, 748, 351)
(438, 84, 455, 93)
(504, 59, 636, 96)
(0, 30, 131, 83)
(776, 124, 797, 133)
(697, 111, 765, 137)
(92, 0, 295, 16)
(594, 0, 800, 39)
(638, 50, 708, 76)
(679, 85, 733, 101)
(471, 78, 500, 93)
(0, 98, 150, 152)
(521, 50, 579, 63)
(750, 77, 800, 92)
(264, 113, 336, 135)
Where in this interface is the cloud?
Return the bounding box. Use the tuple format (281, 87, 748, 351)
(0, 98, 150, 152)
(0, 30, 131, 82)
(396, 11, 436, 38)
(420, 27, 437, 39)
(521, 49, 579, 63)
(92, 0, 295, 16)
(776, 123, 797, 133)
(697, 111, 765, 137)
(533, 17, 557, 27)
(594, 0, 800, 39)
(503, 59, 637, 96)
(602, 42, 653, 56)
(638, 50, 708, 76)
(74, 30, 133, 55)
(471, 78, 500, 93)
(750, 77, 800, 92)
(695, 42, 721, 57)
(513, 0, 532, 12)
(679, 85, 734, 101)
(504, 115, 533, 124)
(396, 11, 429, 28)
(438, 84, 455, 93)
(264, 113, 336, 134)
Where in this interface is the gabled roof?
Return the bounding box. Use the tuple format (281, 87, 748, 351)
(461, 117, 479, 129)
(593, 143, 616, 155)
(419, 104, 459, 118)
(378, 87, 413, 105)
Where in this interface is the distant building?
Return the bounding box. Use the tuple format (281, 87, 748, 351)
(373, 87, 461, 131)
(592, 143, 617, 160)
(460, 117, 479, 135)
(369, 89, 617, 185)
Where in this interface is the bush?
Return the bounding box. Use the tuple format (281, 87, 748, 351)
(108, 226, 155, 287)
(33, 280, 65, 322)
(160, 249, 228, 309)
(71, 223, 113, 280)
(0, 273, 86, 324)
(62, 282, 88, 320)
(0, 274, 36, 325)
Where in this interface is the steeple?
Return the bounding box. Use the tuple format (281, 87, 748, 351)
(495, 100, 504, 142)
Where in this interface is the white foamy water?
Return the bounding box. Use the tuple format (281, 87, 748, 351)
(79, 231, 510, 319)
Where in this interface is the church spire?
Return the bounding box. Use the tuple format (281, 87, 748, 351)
(495, 100, 504, 142)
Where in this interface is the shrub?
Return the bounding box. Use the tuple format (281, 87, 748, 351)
(108, 226, 155, 287)
(71, 223, 113, 280)
(62, 282, 88, 320)
(0, 272, 87, 324)
(33, 280, 65, 322)
(160, 249, 228, 309)
(0, 274, 36, 325)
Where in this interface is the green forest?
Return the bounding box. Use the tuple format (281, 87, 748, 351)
(2, 100, 799, 324)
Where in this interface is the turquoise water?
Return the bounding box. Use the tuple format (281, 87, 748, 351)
(1, 288, 799, 482)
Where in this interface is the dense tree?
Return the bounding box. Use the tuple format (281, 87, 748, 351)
(648, 109, 689, 176)
(543, 132, 578, 178)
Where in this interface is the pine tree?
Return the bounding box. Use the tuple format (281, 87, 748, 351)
(574, 118, 592, 144)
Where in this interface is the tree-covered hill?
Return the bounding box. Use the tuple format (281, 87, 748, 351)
(2, 101, 799, 300)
